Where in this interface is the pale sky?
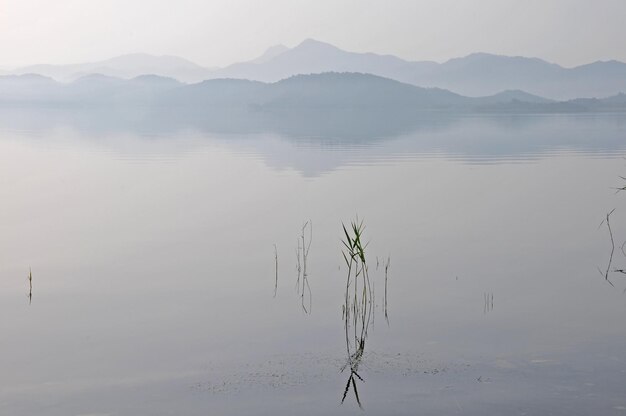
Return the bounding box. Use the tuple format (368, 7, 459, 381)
(1, 0, 625, 68)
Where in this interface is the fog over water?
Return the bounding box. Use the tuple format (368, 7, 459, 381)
(1, 111, 626, 415)
(3, 2, 626, 414)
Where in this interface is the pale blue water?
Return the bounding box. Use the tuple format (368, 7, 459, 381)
(1, 110, 625, 415)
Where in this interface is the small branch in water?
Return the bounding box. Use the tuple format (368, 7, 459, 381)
(599, 209, 616, 286)
(295, 242, 301, 292)
(27, 267, 33, 305)
(384, 255, 390, 325)
(273, 244, 279, 298)
(615, 176, 626, 193)
(296, 220, 313, 313)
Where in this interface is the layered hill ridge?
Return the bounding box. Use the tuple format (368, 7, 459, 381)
(11, 53, 214, 84)
(1, 71, 624, 112)
(6, 39, 626, 100)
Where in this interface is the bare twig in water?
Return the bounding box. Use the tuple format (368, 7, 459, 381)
(384, 255, 390, 325)
(599, 209, 616, 286)
(27, 267, 32, 305)
(295, 243, 301, 291)
(296, 221, 313, 313)
(273, 244, 279, 298)
(598, 209, 617, 284)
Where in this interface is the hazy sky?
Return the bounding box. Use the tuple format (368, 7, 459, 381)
(1, 0, 625, 68)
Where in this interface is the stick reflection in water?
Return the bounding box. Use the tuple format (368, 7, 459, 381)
(27, 267, 32, 305)
(296, 221, 312, 313)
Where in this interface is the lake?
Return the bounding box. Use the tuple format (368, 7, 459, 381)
(1, 109, 626, 415)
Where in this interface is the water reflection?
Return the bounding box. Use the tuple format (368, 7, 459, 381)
(2, 108, 626, 414)
(483, 292, 494, 314)
(1, 108, 626, 177)
(340, 325, 367, 410)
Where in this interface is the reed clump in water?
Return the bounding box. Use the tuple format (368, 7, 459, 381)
(339, 218, 393, 408)
(340, 217, 373, 409)
(341, 218, 372, 322)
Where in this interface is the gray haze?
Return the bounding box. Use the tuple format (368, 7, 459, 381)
(2, 0, 626, 69)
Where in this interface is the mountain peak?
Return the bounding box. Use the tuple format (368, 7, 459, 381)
(295, 38, 341, 51)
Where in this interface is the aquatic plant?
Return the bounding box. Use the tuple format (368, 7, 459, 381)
(340, 217, 373, 409)
(341, 217, 372, 323)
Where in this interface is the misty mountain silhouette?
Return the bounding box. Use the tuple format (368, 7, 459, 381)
(0, 72, 551, 110)
(6, 40, 626, 99)
(209, 40, 626, 100)
(1, 71, 622, 113)
(249, 45, 290, 64)
(12, 53, 213, 83)
(207, 39, 432, 86)
(188, 72, 463, 109)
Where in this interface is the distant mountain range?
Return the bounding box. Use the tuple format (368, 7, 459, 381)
(1, 72, 625, 113)
(11, 54, 214, 84)
(5, 39, 626, 100)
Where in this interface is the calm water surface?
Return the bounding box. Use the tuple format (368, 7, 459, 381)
(1, 111, 626, 415)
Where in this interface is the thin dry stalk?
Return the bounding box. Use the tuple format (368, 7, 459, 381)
(296, 221, 313, 313)
(599, 209, 616, 286)
(273, 244, 278, 297)
(28, 267, 32, 305)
